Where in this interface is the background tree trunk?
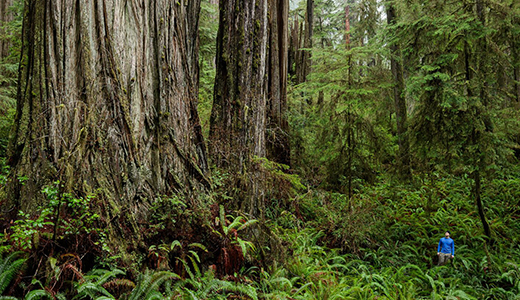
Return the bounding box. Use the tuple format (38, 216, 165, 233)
(295, 0, 313, 85)
(8, 0, 208, 213)
(209, 0, 269, 218)
(267, 0, 290, 166)
(0, 0, 15, 59)
(386, 4, 411, 179)
(345, 5, 350, 48)
(288, 16, 299, 78)
(474, 0, 491, 240)
(512, 4, 520, 106)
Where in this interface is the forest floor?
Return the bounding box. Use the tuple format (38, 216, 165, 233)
(1, 173, 520, 299)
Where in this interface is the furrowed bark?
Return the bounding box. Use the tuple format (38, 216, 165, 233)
(267, 0, 290, 166)
(8, 0, 208, 214)
(209, 0, 269, 218)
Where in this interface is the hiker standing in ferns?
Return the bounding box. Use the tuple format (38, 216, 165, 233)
(437, 231, 455, 266)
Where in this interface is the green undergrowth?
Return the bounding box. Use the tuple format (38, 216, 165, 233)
(259, 173, 520, 299)
(1, 174, 520, 299)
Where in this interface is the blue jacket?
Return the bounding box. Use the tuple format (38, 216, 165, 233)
(438, 237, 455, 255)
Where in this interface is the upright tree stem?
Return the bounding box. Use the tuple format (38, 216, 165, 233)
(386, 3, 411, 179)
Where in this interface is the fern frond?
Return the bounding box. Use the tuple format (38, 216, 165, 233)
(102, 278, 135, 295)
(177, 258, 194, 280)
(73, 268, 126, 300)
(199, 278, 258, 300)
(170, 240, 182, 251)
(95, 269, 125, 286)
(0, 252, 26, 295)
(220, 282, 258, 300)
(127, 271, 179, 300)
(188, 243, 207, 252)
(24, 289, 53, 300)
(187, 253, 201, 277)
(269, 276, 293, 290)
(225, 216, 245, 234)
(53, 293, 67, 300)
(188, 251, 201, 264)
(234, 239, 255, 257)
(219, 205, 226, 230)
(237, 219, 259, 232)
(74, 282, 114, 300)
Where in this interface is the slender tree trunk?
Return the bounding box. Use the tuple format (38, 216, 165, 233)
(295, 0, 313, 85)
(386, 4, 411, 179)
(346, 4, 352, 86)
(514, 47, 520, 106)
(346, 112, 354, 199)
(303, 0, 313, 81)
(512, 5, 520, 106)
(267, 0, 290, 166)
(475, 0, 492, 240)
(472, 152, 491, 238)
(344, 5, 353, 196)
(463, 1, 492, 240)
(317, 90, 324, 106)
(288, 16, 298, 78)
(209, 0, 269, 218)
(345, 5, 350, 48)
(8, 0, 208, 213)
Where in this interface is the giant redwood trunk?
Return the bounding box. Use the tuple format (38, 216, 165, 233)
(209, 0, 268, 218)
(267, 0, 290, 166)
(7, 0, 208, 212)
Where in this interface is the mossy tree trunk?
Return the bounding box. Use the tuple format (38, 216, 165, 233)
(7, 0, 208, 213)
(209, 0, 269, 218)
(267, 0, 290, 166)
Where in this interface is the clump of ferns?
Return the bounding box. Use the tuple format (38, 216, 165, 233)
(72, 268, 126, 299)
(0, 251, 26, 298)
(174, 269, 259, 300)
(16, 253, 84, 300)
(212, 205, 258, 276)
(120, 270, 180, 300)
(63, 268, 179, 300)
(148, 240, 207, 279)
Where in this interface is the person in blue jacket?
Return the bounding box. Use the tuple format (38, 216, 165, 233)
(437, 231, 455, 266)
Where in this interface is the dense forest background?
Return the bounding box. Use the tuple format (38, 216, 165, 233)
(1, 0, 520, 299)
